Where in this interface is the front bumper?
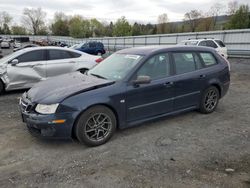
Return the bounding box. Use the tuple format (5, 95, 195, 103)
(21, 110, 78, 139)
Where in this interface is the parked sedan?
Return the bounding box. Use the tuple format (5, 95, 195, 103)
(0, 46, 102, 93)
(19, 46, 230, 146)
(1, 41, 11, 48)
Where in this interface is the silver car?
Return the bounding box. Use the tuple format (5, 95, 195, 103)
(0, 46, 101, 93)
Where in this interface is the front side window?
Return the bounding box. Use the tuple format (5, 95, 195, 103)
(200, 52, 217, 66)
(17, 50, 46, 63)
(198, 41, 207, 46)
(173, 52, 196, 74)
(136, 53, 170, 80)
(88, 53, 143, 81)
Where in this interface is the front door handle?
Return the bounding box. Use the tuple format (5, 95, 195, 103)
(163, 81, 174, 87)
(199, 74, 206, 78)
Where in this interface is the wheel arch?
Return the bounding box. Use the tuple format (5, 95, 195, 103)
(210, 83, 222, 98)
(0, 78, 5, 93)
(71, 103, 120, 139)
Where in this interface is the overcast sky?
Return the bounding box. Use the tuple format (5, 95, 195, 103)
(0, 0, 249, 25)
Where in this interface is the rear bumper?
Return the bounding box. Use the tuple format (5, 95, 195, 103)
(21, 111, 78, 139)
(221, 81, 230, 98)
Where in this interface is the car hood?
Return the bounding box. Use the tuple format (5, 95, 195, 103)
(27, 72, 114, 104)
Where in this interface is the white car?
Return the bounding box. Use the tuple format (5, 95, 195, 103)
(1, 41, 11, 48)
(179, 38, 228, 59)
(13, 42, 22, 48)
(0, 46, 103, 92)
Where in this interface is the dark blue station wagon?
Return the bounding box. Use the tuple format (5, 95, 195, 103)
(20, 46, 230, 146)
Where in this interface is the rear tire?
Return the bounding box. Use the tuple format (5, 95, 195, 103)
(78, 68, 88, 74)
(75, 105, 116, 146)
(199, 86, 219, 114)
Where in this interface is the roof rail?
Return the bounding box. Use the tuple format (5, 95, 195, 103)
(188, 37, 214, 40)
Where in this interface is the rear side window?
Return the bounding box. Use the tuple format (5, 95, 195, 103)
(17, 50, 46, 63)
(173, 52, 196, 74)
(48, 50, 74, 60)
(199, 53, 217, 66)
(89, 42, 95, 48)
(69, 51, 81, 58)
(215, 40, 226, 47)
(206, 40, 217, 48)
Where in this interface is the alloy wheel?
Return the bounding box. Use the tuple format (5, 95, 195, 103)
(84, 113, 112, 142)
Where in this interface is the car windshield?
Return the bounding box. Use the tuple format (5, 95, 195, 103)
(88, 53, 143, 81)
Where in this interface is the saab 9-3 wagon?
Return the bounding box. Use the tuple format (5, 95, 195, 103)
(19, 46, 230, 146)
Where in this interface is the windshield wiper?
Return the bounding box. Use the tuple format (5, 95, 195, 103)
(89, 73, 107, 79)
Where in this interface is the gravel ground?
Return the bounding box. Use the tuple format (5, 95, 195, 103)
(0, 56, 250, 188)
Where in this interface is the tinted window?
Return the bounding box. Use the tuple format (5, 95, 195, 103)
(69, 51, 81, 58)
(17, 50, 46, 63)
(200, 53, 217, 66)
(89, 42, 95, 48)
(206, 40, 217, 48)
(137, 53, 170, 80)
(215, 40, 225, 47)
(173, 53, 196, 74)
(48, 50, 73, 60)
(198, 41, 207, 46)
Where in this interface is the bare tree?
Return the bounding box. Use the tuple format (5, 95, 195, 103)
(201, 12, 214, 31)
(227, 1, 239, 15)
(184, 10, 202, 32)
(22, 7, 46, 35)
(210, 3, 224, 29)
(0, 11, 12, 34)
(157, 13, 169, 34)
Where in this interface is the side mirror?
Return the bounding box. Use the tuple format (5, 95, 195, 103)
(10, 59, 19, 66)
(133, 75, 151, 86)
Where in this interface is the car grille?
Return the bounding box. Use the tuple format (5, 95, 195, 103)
(20, 93, 34, 113)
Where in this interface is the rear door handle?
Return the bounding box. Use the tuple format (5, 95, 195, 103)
(164, 81, 174, 87)
(69, 61, 76, 63)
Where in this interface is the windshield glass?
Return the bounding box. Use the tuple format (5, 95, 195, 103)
(88, 53, 143, 81)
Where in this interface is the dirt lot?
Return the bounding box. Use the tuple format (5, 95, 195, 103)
(0, 57, 250, 188)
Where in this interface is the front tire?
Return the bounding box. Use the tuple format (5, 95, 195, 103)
(0, 80, 4, 94)
(199, 86, 219, 114)
(75, 105, 117, 146)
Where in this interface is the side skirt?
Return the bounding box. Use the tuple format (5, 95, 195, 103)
(121, 106, 197, 129)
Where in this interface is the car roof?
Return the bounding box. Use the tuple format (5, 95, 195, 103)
(181, 38, 222, 42)
(17, 46, 84, 54)
(117, 45, 216, 56)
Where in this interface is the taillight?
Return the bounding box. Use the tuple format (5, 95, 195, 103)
(224, 58, 230, 71)
(95, 58, 103, 63)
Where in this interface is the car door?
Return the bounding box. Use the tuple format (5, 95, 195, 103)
(171, 52, 205, 110)
(125, 53, 175, 122)
(6, 49, 46, 90)
(46, 49, 77, 78)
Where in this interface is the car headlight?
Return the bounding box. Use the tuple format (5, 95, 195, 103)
(35, 104, 59, 114)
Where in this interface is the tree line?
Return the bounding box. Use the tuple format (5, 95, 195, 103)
(0, 1, 249, 38)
